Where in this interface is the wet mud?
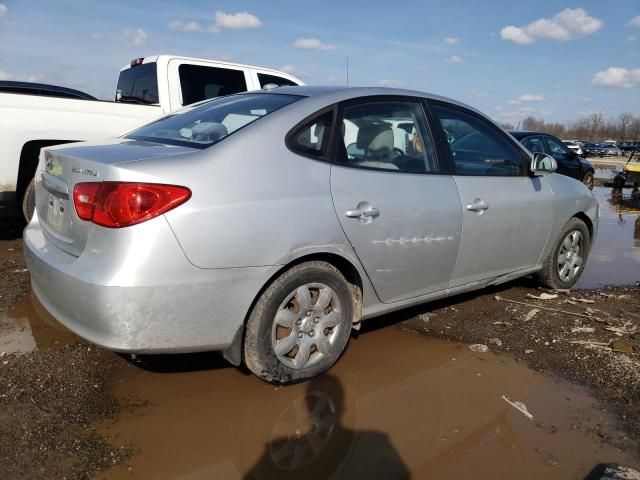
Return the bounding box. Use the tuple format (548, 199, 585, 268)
(97, 327, 637, 479)
(577, 187, 640, 288)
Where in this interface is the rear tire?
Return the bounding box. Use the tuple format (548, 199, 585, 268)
(536, 217, 590, 289)
(22, 178, 36, 221)
(244, 261, 353, 385)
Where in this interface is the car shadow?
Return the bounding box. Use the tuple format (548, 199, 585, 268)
(120, 350, 234, 374)
(357, 277, 536, 335)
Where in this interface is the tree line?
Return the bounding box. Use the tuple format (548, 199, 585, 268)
(499, 112, 640, 142)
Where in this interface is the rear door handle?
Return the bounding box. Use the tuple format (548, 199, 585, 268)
(466, 199, 489, 212)
(346, 207, 380, 218)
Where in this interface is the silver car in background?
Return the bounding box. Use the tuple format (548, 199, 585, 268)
(24, 86, 598, 384)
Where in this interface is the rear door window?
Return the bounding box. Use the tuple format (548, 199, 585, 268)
(257, 73, 298, 88)
(336, 100, 437, 174)
(178, 65, 248, 106)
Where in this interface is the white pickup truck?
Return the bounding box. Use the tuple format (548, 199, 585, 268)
(0, 55, 303, 219)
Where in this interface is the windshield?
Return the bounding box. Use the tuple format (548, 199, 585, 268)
(125, 93, 302, 148)
(116, 63, 159, 105)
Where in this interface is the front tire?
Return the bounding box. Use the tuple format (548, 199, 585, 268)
(582, 171, 594, 190)
(537, 217, 590, 289)
(244, 261, 354, 385)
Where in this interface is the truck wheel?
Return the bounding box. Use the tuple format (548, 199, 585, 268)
(244, 261, 353, 385)
(536, 217, 590, 289)
(22, 178, 36, 221)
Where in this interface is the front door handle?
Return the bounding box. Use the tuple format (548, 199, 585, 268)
(466, 199, 489, 212)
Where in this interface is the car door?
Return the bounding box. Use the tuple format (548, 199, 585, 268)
(428, 102, 554, 287)
(329, 97, 462, 304)
(544, 135, 580, 180)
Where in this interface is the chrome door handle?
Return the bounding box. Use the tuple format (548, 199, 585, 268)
(345, 207, 380, 219)
(466, 200, 489, 212)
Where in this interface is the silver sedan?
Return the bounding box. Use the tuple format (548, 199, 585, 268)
(24, 86, 598, 384)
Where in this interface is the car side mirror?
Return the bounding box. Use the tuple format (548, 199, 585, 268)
(531, 152, 557, 176)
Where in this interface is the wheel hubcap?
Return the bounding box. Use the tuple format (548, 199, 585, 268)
(271, 283, 342, 369)
(557, 230, 583, 282)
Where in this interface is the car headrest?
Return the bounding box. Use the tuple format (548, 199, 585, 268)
(356, 123, 393, 151)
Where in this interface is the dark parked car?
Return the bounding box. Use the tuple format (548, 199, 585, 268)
(582, 142, 605, 157)
(510, 131, 595, 190)
(0, 81, 96, 100)
(619, 142, 640, 153)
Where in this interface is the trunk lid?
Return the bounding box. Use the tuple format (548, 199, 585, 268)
(35, 140, 195, 256)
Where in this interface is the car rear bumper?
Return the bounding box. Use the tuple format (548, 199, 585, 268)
(24, 214, 276, 353)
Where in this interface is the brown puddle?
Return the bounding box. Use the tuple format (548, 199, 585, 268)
(94, 326, 638, 480)
(0, 293, 82, 354)
(576, 186, 640, 288)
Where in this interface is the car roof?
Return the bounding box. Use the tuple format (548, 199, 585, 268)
(251, 85, 485, 116)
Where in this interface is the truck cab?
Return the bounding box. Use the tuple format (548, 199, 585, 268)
(116, 55, 302, 113)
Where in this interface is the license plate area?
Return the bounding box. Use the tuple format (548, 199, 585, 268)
(46, 193, 69, 235)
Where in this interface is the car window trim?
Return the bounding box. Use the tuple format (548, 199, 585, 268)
(331, 95, 445, 175)
(427, 100, 531, 177)
(285, 105, 338, 162)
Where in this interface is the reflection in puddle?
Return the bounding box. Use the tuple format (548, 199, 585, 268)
(576, 187, 640, 288)
(99, 327, 636, 480)
(0, 293, 81, 354)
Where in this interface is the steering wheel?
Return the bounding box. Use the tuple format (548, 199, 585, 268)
(443, 129, 454, 144)
(390, 147, 405, 161)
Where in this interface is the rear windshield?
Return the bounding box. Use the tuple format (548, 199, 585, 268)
(116, 63, 159, 105)
(125, 93, 301, 149)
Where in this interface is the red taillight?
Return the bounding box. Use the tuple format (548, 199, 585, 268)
(73, 182, 191, 228)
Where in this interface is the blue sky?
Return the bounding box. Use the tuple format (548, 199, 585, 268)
(0, 0, 639, 124)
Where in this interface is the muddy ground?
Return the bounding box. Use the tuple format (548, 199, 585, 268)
(1, 189, 640, 478)
(400, 282, 640, 437)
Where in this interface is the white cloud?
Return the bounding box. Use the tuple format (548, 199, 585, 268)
(495, 105, 544, 119)
(210, 11, 261, 33)
(446, 55, 463, 63)
(168, 20, 204, 32)
(294, 38, 336, 51)
(123, 28, 148, 47)
(517, 93, 544, 102)
(377, 79, 406, 87)
(628, 35, 637, 42)
(444, 36, 459, 45)
(0, 70, 44, 82)
(467, 90, 488, 98)
(592, 67, 640, 88)
(501, 8, 602, 45)
(0, 3, 7, 16)
(90, 32, 103, 40)
(279, 65, 307, 78)
(629, 15, 640, 28)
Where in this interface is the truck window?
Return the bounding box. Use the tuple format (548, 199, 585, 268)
(178, 65, 247, 106)
(116, 63, 159, 105)
(257, 73, 298, 88)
